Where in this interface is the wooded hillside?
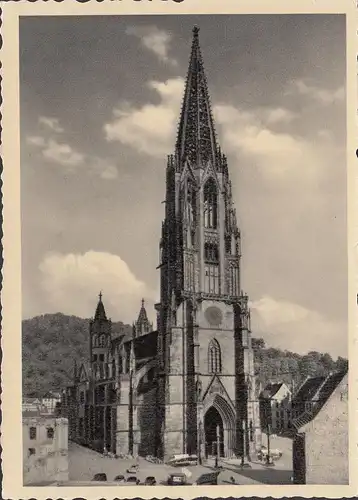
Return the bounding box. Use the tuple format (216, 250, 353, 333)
(22, 313, 348, 397)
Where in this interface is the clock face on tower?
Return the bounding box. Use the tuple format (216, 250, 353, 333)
(205, 306, 223, 327)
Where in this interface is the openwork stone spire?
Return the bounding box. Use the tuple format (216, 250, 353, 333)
(176, 26, 218, 168)
(94, 291, 107, 321)
(133, 299, 153, 337)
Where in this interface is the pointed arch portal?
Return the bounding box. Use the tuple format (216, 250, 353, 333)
(204, 407, 224, 457)
(203, 394, 236, 458)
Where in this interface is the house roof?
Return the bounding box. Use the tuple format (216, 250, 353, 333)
(133, 330, 158, 360)
(260, 382, 285, 399)
(293, 370, 347, 431)
(292, 375, 326, 405)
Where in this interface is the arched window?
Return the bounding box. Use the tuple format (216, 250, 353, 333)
(93, 334, 98, 347)
(208, 339, 222, 374)
(204, 179, 218, 229)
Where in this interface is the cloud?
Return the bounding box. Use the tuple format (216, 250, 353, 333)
(214, 104, 308, 177)
(103, 74, 307, 170)
(214, 103, 335, 183)
(26, 134, 118, 180)
(126, 25, 177, 66)
(264, 107, 297, 125)
(39, 116, 64, 133)
(39, 251, 156, 324)
(26, 136, 46, 147)
(250, 296, 347, 358)
(287, 79, 345, 105)
(42, 139, 85, 167)
(104, 77, 184, 157)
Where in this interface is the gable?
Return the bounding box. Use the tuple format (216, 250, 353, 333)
(78, 364, 88, 383)
(202, 374, 233, 404)
(274, 383, 291, 401)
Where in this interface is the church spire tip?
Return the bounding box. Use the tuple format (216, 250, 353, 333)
(175, 27, 218, 168)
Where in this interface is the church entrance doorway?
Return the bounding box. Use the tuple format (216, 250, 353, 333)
(204, 406, 224, 457)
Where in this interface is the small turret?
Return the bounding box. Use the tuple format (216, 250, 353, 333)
(133, 299, 153, 337)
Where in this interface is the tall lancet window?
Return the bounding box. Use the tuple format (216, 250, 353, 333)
(208, 339, 222, 374)
(204, 242, 220, 294)
(204, 179, 218, 229)
(229, 263, 239, 297)
(186, 179, 196, 247)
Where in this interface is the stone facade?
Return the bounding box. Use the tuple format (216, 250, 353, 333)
(259, 382, 292, 434)
(23, 415, 68, 485)
(293, 372, 348, 484)
(63, 26, 261, 462)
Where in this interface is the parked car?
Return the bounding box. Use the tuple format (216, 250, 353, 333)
(126, 476, 140, 485)
(167, 472, 187, 485)
(167, 454, 195, 467)
(258, 446, 282, 460)
(113, 474, 125, 483)
(91, 473, 107, 481)
(126, 464, 139, 474)
(193, 471, 221, 485)
(144, 476, 156, 485)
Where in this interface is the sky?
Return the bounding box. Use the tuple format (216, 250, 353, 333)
(20, 15, 347, 358)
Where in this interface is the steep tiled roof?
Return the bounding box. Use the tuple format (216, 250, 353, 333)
(293, 370, 347, 430)
(292, 375, 326, 405)
(314, 370, 347, 404)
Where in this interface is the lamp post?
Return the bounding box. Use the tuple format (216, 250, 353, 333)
(266, 422, 275, 466)
(198, 421, 202, 465)
(215, 425, 220, 468)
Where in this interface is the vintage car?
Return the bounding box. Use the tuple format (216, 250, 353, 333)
(91, 473, 107, 481)
(126, 464, 139, 473)
(167, 454, 198, 466)
(167, 472, 187, 485)
(113, 474, 126, 483)
(126, 476, 140, 485)
(193, 471, 221, 485)
(144, 476, 157, 485)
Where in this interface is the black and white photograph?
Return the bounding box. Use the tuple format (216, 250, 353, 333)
(1, 1, 356, 497)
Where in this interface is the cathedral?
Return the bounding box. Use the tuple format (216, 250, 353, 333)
(62, 26, 261, 461)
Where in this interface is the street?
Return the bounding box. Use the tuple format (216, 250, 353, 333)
(68, 438, 293, 485)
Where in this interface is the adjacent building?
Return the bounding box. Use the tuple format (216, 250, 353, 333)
(259, 382, 292, 434)
(23, 412, 69, 485)
(292, 371, 348, 484)
(62, 26, 261, 461)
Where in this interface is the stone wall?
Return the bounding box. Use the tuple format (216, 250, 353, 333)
(23, 417, 68, 485)
(303, 376, 348, 484)
(137, 386, 157, 456)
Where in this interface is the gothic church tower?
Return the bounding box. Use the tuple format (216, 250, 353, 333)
(156, 27, 260, 460)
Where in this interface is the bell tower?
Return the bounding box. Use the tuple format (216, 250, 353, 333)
(89, 292, 112, 376)
(156, 27, 260, 461)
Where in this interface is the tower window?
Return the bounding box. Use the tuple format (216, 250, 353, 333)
(47, 427, 54, 439)
(29, 427, 36, 440)
(204, 178, 218, 229)
(204, 242, 219, 263)
(229, 264, 239, 296)
(208, 339, 222, 374)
